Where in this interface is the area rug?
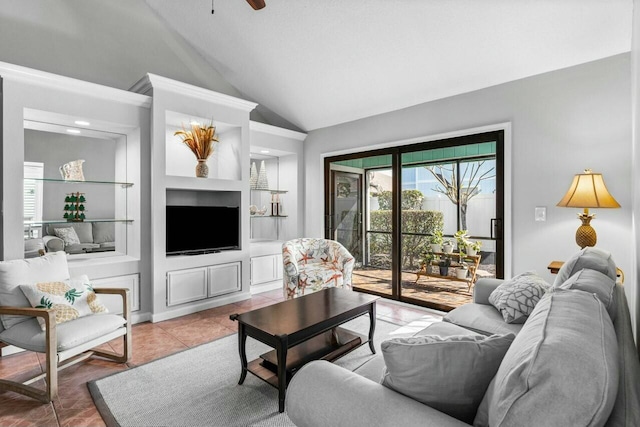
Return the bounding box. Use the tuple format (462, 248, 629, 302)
(88, 316, 405, 427)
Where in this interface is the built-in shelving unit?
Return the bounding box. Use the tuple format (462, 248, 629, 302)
(0, 60, 149, 330)
(131, 73, 257, 322)
(248, 122, 306, 294)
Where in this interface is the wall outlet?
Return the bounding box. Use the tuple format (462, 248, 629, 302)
(535, 206, 546, 222)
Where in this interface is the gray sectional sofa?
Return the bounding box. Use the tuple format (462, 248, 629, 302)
(286, 248, 640, 426)
(42, 222, 115, 254)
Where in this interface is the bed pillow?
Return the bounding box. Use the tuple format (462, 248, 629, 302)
(380, 333, 515, 424)
(489, 272, 550, 324)
(20, 275, 108, 330)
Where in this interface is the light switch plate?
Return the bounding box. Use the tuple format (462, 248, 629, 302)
(535, 206, 546, 222)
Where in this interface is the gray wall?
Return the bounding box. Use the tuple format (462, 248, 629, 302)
(304, 54, 634, 320)
(0, 0, 239, 97)
(0, 0, 288, 127)
(24, 130, 117, 220)
(632, 0, 640, 344)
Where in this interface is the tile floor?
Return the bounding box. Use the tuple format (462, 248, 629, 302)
(0, 289, 441, 427)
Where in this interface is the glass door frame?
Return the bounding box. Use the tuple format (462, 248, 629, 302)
(324, 130, 504, 306)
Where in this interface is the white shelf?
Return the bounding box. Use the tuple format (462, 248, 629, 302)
(164, 175, 243, 192)
(250, 188, 288, 194)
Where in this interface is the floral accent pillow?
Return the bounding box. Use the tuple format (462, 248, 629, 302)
(489, 271, 551, 324)
(53, 227, 81, 246)
(20, 275, 108, 330)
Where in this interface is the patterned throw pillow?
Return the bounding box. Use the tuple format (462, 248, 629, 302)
(489, 272, 551, 324)
(19, 275, 108, 330)
(53, 227, 81, 246)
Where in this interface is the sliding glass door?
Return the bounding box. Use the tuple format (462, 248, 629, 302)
(327, 154, 395, 298)
(325, 131, 504, 311)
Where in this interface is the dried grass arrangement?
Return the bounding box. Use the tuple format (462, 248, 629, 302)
(174, 121, 219, 160)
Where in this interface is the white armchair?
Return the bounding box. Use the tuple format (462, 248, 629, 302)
(282, 238, 355, 299)
(0, 252, 131, 402)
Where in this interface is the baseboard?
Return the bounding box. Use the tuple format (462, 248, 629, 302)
(0, 345, 25, 357)
(150, 291, 251, 323)
(250, 281, 282, 295)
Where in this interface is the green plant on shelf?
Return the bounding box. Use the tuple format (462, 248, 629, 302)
(63, 192, 87, 222)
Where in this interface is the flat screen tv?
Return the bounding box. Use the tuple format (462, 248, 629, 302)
(166, 205, 240, 255)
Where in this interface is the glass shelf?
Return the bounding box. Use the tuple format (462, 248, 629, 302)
(250, 215, 288, 219)
(24, 219, 134, 226)
(24, 178, 133, 187)
(250, 188, 287, 194)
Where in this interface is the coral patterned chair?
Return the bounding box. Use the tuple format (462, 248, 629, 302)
(282, 238, 355, 299)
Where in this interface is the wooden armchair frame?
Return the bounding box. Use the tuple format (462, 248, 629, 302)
(0, 288, 131, 403)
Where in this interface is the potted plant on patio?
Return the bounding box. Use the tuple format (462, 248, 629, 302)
(429, 230, 443, 253)
(438, 254, 451, 276)
(421, 248, 436, 274)
(467, 240, 482, 257)
(454, 229, 470, 253)
(442, 239, 454, 254)
(456, 263, 469, 279)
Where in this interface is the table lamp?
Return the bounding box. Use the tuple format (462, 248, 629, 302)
(557, 169, 620, 248)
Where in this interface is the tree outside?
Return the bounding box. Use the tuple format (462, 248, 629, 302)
(423, 161, 495, 230)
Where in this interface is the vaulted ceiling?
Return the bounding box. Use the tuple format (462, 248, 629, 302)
(145, 0, 632, 132)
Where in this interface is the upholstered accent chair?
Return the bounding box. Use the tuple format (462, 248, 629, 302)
(283, 238, 355, 299)
(0, 252, 131, 403)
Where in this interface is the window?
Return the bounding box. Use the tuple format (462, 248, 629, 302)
(24, 162, 44, 238)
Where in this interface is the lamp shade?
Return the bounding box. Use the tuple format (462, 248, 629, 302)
(557, 169, 620, 209)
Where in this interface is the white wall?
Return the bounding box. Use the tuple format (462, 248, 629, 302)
(304, 54, 632, 291)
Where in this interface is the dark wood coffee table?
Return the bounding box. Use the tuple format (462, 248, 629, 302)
(230, 288, 379, 413)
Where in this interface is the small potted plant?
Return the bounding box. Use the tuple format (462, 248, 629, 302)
(456, 263, 469, 279)
(442, 239, 454, 254)
(438, 254, 451, 276)
(429, 230, 443, 253)
(454, 229, 470, 253)
(467, 240, 482, 257)
(421, 248, 436, 272)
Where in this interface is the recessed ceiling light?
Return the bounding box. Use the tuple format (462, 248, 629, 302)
(190, 120, 200, 126)
(74, 120, 90, 126)
(260, 150, 270, 154)
(66, 129, 81, 134)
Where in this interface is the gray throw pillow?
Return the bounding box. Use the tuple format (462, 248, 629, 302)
(554, 268, 617, 321)
(488, 272, 550, 324)
(477, 289, 619, 427)
(92, 222, 115, 244)
(553, 247, 617, 287)
(380, 333, 515, 424)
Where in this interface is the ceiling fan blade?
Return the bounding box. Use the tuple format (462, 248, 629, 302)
(246, 0, 266, 10)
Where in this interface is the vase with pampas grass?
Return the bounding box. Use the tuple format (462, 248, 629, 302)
(174, 120, 219, 178)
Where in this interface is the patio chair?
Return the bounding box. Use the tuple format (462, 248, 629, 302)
(0, 252, 131, 403)
(283, 238, 355, 299)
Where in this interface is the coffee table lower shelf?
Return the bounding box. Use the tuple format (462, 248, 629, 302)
(247, 327, 366, 388)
